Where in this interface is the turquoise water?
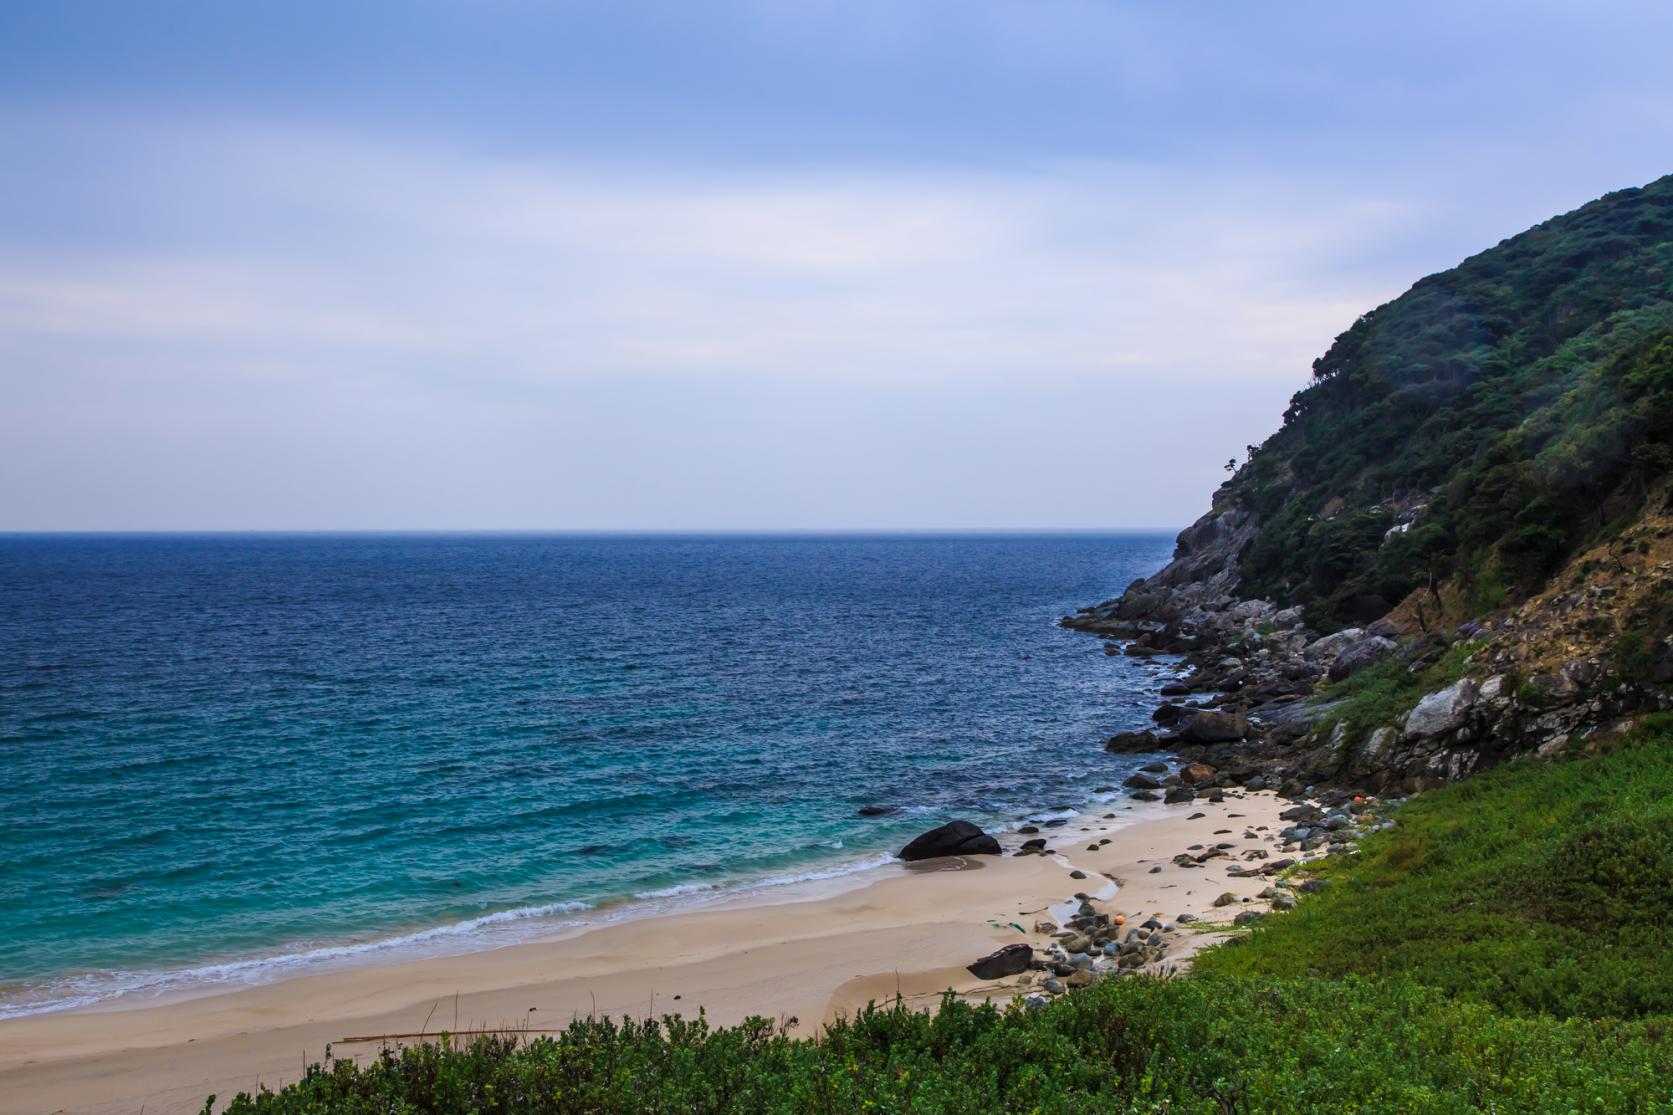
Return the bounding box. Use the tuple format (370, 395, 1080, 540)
(0, 533, 1175, 1016)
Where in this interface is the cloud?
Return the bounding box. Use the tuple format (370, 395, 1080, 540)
(0, 114, 1424, 396)
(1, 104, 1649, 530)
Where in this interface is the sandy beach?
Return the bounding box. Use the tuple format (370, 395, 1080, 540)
(0, 791, 1296, 1115)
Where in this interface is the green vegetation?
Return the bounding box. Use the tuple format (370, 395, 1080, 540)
(213, 725, 1673, 1113)
(1198, 720, 1673, 1019)
(1231, 175, 1673, 629)
(1312, 635, 1482, 738)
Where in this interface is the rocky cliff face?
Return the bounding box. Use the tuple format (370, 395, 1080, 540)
(1067, 177, 1673, 794)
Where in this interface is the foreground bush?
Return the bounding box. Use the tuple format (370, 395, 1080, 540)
(211, 974, 1670, 1113)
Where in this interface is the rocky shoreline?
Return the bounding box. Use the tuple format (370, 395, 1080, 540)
(1058, 503, 1673, 798)
(895, 783, 1394, 1008)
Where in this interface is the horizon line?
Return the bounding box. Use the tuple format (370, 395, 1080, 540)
(0, 526, 1182, 538)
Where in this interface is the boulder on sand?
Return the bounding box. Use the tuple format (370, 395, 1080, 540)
(897, 820, 1002, 861)
(966, 942, 1033, 979)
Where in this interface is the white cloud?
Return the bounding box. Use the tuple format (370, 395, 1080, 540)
(0, 115, 1423, 395)
(0, 112, 1544, 529)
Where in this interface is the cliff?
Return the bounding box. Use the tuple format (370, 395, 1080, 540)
(1069, 174, 1673, 792)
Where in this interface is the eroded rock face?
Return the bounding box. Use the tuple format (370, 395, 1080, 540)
(1402, 679, 1479, 741)
(1356, 726, 1399, 772)
(897, 820, 1001, 861)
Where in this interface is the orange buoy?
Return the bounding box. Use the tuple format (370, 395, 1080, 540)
(1113, 914, 1126, 926)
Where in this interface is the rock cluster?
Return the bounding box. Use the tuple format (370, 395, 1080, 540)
(984, 893, 1188, 1004)
(1063, 498, 1672, 795)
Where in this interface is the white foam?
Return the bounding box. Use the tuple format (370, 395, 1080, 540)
(0, 898, 591, 1020)
(0, 851, 910, 1020)
(626, 852, 898, 912)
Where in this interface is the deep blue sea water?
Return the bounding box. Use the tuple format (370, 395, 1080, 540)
(0, 533, 1176, 1017)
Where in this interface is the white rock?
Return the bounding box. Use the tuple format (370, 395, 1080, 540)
(1303, 628, 1364, 663)
(1401, 679, 1478, 740)
(1360, 726, 1398, 766)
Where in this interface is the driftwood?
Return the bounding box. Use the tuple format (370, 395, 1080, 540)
(336, 1027, 567, 1043)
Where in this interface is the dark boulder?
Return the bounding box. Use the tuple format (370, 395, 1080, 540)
(1152, 704, 1187, 727)
(897, 820, 1001, 861)
(1164, 787, 1196, 804)
(857, 805, 897, 817)
(1180, 711, 1249, 743)
(1105, 730, 1159, 753)
(966, 943, 1033, 979)
(1123, 771, 1164, 790)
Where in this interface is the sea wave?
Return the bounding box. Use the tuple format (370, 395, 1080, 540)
(0, 898, 593, 1020)
(629, 850, 898, 906)
(0, 849, 915, 1020)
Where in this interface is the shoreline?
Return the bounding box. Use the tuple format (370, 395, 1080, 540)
(0, 787, 1299, 1115)
(0, 641, 1196, 1027)
(0, 780, 1166, 1024)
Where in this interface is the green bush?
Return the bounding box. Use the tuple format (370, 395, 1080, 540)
(210, 977, 1671, 1114)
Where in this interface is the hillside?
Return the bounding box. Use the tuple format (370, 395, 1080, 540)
(1070, 173, 1673, 792)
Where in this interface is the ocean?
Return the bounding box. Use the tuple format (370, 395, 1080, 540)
(0, 532, 1176, 1018)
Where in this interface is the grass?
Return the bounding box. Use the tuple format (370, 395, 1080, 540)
(211, 724, 1673, 1113)
(1197, 718, 1673, 1020)
(1311, 636, 1481, 740)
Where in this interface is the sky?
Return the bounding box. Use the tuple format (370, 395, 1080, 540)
(3, 2, 1673, 531)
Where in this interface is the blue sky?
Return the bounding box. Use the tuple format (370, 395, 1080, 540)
(4, 2, 1672, 530)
